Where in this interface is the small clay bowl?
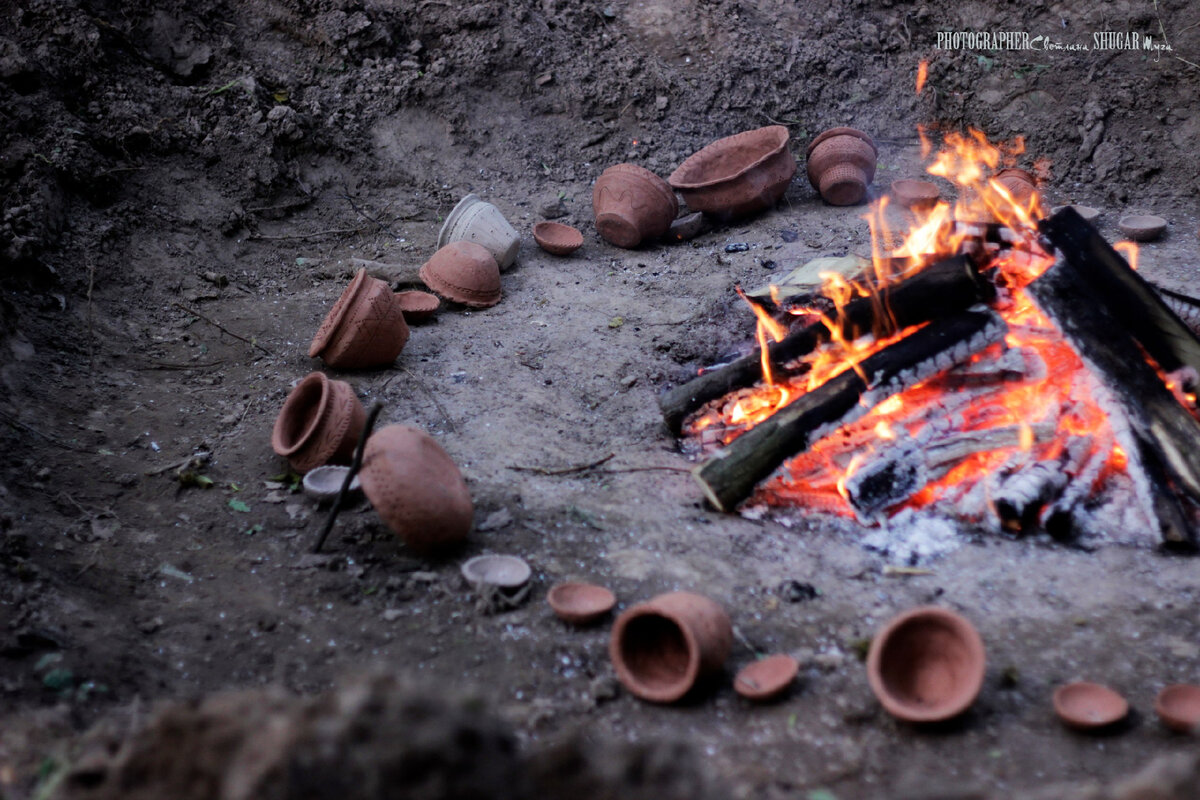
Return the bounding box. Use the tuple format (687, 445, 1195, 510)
(891, 179, 940, 210)
(1053, 682, 1129, 730)
(547, 582, 616, 624)
(395, 290, 440, 323)
(302, 465, 361, 503)
(532, 221, 584, 256)
(1118, 214, 1167, 242)
(734, 654, 799, 702)
(461, 555, 531, 590)
(1155, 684, 1200, 733)
(1051, 205, 1101, 223)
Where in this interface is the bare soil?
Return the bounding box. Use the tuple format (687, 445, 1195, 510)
(3, 1, 1200, 798)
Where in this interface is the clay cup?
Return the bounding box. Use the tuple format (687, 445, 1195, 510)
(271, 372, 366, 474)
(308, 269, 410, 370)
(438, 194, 521, 271)
(592, 163, 678, 249)
(805, 127, 878, 206)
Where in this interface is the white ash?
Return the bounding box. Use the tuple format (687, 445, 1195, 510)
(862, 508, 963, 565)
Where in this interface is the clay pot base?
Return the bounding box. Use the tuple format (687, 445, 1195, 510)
(1118, 214, 1167, 242)
(532, 221, 584, 255)
(1053, 682, 1129, 731)
(1155, 684, 1200, 733)
(547, 582, 616, 625)
(734, 655, 799, 702)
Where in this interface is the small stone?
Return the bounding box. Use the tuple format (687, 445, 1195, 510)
(590, 675, 620, 704)
(759, 259, 777, 270)
(535, 71, 553, 86)
(813, 649, 846, 671)
(620, 375, 638, 388)
(477, 508, 514, 532)
(139, 617, 164, 635)
(655, 95, 668, 111)
(779, 579, 818, 602)
(382, 608, 403, 622)
(538, 197, 568, 219)
(666, 212, 710, 243)
(780, 229, 799, 243)
(724, 242, 750, 253)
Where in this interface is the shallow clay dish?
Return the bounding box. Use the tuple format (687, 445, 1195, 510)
(1118, 214, 1167, 242)
(734, 654, 799, 702)
(532, 221, 584, 255)
(419, 241, 502, 308)
(1155, 684, 1200, 733)
(866, 606, 986, 723)
(547, 582, 616, 624)
(1053, 682, 1129, 730)
(1051, 205, 1101, 223)
(891, 179, 940, 210)
(302, 465, 361, 503)
(668, 125, 796, 219)
(394, 290, 439, 323)
(461, 555, 531, 590)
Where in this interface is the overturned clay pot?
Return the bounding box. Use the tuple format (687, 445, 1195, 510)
(419, 241, 502, 309)
(271, 372, 366, 474)
(309, 268, 410, 370)
(532, 221, 584, 255)
(359, 424, 473, 552)
(395, 290, 440, 323)
(609, 590, 732, 703)
(437, 193, 522, 271)
(592, 163, 678, 249)
(806, 127, 878, 206)
(1118, 214, 1167, 242)
(668, 125, 796, 219)
(891, 179, 940, 210)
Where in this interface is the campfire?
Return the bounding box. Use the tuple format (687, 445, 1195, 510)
(662, 130, 1200, 554)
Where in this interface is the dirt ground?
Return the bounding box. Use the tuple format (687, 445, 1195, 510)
(3, 1, 1200, 798)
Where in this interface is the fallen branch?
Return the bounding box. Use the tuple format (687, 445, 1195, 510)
(312, 401, 385, 554)
(508, 454, 615, 476)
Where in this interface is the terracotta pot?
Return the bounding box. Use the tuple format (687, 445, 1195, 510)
(592, 163, 678, 249)
(547, 582, 616, 625)
(437, 194, 522, 271)
(302, 465, 361, 503)
(1053, 681, 1128, 730)
(866, 606, 986, 723)
(395, 290, 440, 323)
(1118, 214, 1167, 242)
(1154, 684, 1200, 733)
(805, 127, 878, 206)
(271, 372, 366, 474)
(994, 167, 1037, 205)
(891, 179, 940, 210)
(419, 242, 502, 308)
(734, 654, 799, 702)
(359, 424, 473, 552)
(532, 221, 584, 255)
(668, 125, 796, 219)
(308, 269, 410, 369)
(609, 591, 732, 703)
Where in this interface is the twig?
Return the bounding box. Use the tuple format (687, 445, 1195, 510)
(399, 366, 457, 433)
(507, 454, 615, 476)
(313, 401, 384, 553)
(246, 227, 362, 241)
(86, 256, 96, 375)
(341, 184, 400, 237)
(144, 450, 211, 477)
(592, 465, 693, 474)
(130, 359, 227, 371)
(171, 302, 274, 356)
(0, 409, 89, 452)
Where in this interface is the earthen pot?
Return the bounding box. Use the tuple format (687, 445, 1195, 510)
(418, 241, 502, 309)
(1118, 214, 1167, 242)
(891, 179, 940, 210)
(734, 654, 799, 702)
(609, 591, 732, 703)
(668, 125, 796, 219)
(437, 194, 522, 271)
(532, 221, 584, 255)
(358, 424, 473, 551)
(1053, 681, 1129, 730)
(395, 290, 440, 323)
(994, 167, 1037, 206)
(309, 269, 410, 369)
(805, 127, 878, 206)
(547, 582, 616, 625)
(271, 372, 366, 474)
(461, 554, 531, 590)
(301, 464, 361, 503)
(866, 606, 986, 723)
(592, 163, 678, 249)
(1154, 684, 1200, 733)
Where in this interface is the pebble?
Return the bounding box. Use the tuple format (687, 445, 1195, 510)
(666, 212, 709, 243)
(724, 242, 750, 253)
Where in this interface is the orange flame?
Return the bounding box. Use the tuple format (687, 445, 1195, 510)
(916, 60, 929, 95)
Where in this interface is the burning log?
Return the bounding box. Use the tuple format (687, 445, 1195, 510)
(992, 460, 1070, 533)
(1155, 286, 1200, 340)
(1027, 262, 1200, 548)
(693, 309, 1007, 512)
(659, 255, 994, 434)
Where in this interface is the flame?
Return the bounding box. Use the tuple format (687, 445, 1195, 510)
(1114, 241, 1139, 271)
(916, 60, 929, 95)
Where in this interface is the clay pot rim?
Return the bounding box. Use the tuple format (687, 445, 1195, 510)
(611, 600, 702, 703)
(806, 126, 878, 159)
(1053, 681, 1129, 729)
(866, 605, 986, 723)
(272, 372, 332, 458)
(308, 269, 369, 358)
(734, 654, 800, 701)
(1154, 684, 1200, 731)
(302, 464, 361, 502)
(668, 125, 791, 190)
(532, 221, 584, 254)
(547, 581, 616, 622)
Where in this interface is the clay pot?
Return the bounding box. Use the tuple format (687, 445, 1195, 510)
(668, 125, 796, 219)
(891, 179, 940, 211)
(866, 606, 986, 723)
(734, 654, 799, 702)
(1118, 214, 1167, 242)
(437, 194, 521, 271)
(358, 424, 473, 551)
(609, 591, 732, 703)
(309, 269, 410, 369)
(302, 465, 361, 503)
(419, 242, 502, 309)
(532, 221, 584, 255)
(461, 555, 531, 590)
(547, 582, 616, 625)
(1053, 682, 1129, 730)
(805, 127, 878, 206)
(994, 167, 1037, 205)
(395, 290, 440, 323)
(1155, 684, 1200, 733)
(271, 372, 366, 474)
(592, 163, 678, 249)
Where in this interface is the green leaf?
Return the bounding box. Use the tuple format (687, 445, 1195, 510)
(98, 448, 115, 456)
(43, 668, 74, 691)
(243, 523, 264, 536)
(608, 316, 624, 329)
(228, 499, 251, 513)
(808, 790, 839, 800)
(195, 475, 214, 488)
(34, 653, 63, 671)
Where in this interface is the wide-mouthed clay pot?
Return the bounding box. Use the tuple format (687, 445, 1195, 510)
(359, 424, 473, 551)
(532, 221, 584, 255)
(1053, 681, 1129, 730)
(547, 582, 616, 625)
(866, 606, 986, 723)
(734, 654, 799, 702)
(592, 163, 678, 249)
(805, 127, 878, 206)
(994, 167, 1037, 205)
(668, 125, 796, 219)
(419, 241, 502, 309)
(609, 591, 732, 703)
(394, 290, 440, 323)
(437, 194, 522, 271)
(1155, 684, 1200, 733)
(891, 179, 940, 210)
(309, 269, 410, 369)
(271, 372, 366, 474)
